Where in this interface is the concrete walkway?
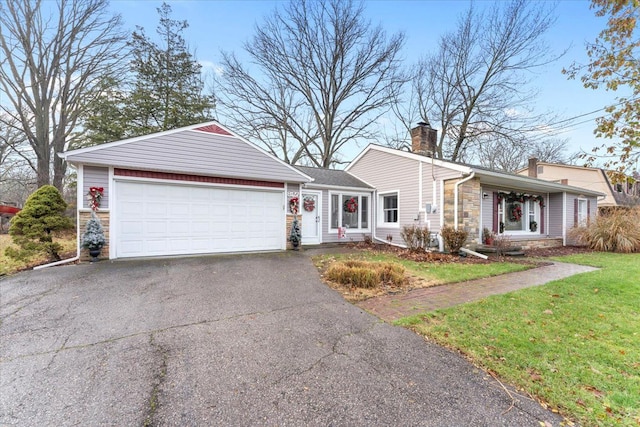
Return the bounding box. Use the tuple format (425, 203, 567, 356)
(357, 262, 599, 322)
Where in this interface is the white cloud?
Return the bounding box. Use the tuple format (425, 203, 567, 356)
(199, 60, 224, 76)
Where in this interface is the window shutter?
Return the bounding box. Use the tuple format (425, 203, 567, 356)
(540, 204, 545, 234)
(574, 198, 578, 226)
(587, 200, 591, 225)
(492, 192, 499, 233)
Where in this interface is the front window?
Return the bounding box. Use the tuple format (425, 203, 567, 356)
(501, 199, 538, 233)
(381, 193, 398, 224)
(577, 199, 588, 226)
(330, 193, 370, 231)
(505, 201, 523, 231)
(528, 200, 537, 232)
(342, 195, 359, 228)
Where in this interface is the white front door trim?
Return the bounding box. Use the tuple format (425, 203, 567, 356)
(301, 190, 322, 245)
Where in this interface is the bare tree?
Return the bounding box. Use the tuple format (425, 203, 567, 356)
(0, 0, 127, 191)
(411, 0, 561, 163)
(217, 0, 406, 167)
(0, 118, 37, 208)
(477, 137, 578, 172)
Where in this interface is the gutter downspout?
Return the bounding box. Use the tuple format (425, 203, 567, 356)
(33, 209, 82, 270)
(33, 254, 80, 270)
(454, 172, 475, 230)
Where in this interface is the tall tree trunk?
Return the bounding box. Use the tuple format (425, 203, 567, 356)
(53, 155, 66, 193)
(36, 152, 50, 188)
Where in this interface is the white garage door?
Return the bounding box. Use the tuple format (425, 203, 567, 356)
(115, 181, 284, 258)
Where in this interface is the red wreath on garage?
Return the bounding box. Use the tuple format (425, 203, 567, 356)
(289, 197, 299, 214)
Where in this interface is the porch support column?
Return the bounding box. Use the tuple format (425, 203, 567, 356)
(454, 172, 475, 230)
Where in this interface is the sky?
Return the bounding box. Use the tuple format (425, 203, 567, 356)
(107, 0, 627, 165)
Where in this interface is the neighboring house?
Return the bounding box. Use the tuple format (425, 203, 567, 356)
(61, 121, 603, 260)
(516, 159, 640, 210)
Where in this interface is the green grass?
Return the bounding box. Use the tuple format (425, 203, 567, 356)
(396, 253, 640, 426)
(318, 251, 531, 285)
(0, 233, 77, 276)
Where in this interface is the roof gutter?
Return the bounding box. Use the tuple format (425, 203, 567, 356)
(454, 172, 475, 230)
(473, 169, 604, 197)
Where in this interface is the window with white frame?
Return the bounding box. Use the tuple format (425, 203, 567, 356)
(577, 199, 588, 226)
(379, 192, 399, 226)
(500, 199, 539, 233)
(330, 193, 370, 231)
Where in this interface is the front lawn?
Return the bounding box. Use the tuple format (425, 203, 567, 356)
(315, 250, 532, 301)
(396, 252, 640, 426)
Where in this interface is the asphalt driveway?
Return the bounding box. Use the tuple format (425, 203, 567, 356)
(1, 252, 562, 426)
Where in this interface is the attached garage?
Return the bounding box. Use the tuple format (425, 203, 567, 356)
(61, 122, 311, 260)
(114, 181, 285, 258)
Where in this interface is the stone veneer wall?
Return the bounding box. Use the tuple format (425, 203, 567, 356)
(79, 210, 110, 261)
(443, 178, 481, 244)
(285, 214, 302, 250)
(511, 237, 563, 250)
(443, 180, 455, 228)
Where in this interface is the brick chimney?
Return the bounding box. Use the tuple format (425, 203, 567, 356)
(411, 121, 437, 156)
(528, 157, 538, 177)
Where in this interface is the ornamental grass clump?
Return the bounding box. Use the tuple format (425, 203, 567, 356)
(570, 207, 640, 253)
(325, 259, 406, 289)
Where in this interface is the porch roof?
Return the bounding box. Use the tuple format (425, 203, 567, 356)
(471, 168, 604, 197)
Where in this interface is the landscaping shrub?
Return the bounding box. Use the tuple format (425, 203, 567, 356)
(289, 216, 301, 248)
(492, 234, 512, 259)
(5, 185, 74, 262)
(440, 225, 469, 254)
(325, 259, 406, 289)
(400, 225, 430, 251)
(570, 207, 640, 253)
(81, 212, 106, 250)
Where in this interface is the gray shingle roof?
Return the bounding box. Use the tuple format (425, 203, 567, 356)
(295, 166, 373, 189)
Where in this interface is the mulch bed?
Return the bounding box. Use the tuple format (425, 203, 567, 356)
(348, 241, 594, 263)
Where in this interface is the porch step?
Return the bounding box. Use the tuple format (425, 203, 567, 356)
(504, 251, 525, 257)
(475, 245, 523, 254)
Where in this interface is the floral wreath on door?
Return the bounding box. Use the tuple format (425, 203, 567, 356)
(303, 196, 315, 212)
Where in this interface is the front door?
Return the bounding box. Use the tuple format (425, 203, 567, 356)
(301, 191, 321, 245)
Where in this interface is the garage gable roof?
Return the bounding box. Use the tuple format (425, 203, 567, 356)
(61, 122, 311, 183)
